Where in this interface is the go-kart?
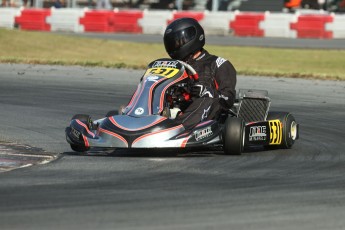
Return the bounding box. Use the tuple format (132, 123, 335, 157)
(65, 58, 299, 155)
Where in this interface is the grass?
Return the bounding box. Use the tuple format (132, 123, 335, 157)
(0, 28, 344, 80)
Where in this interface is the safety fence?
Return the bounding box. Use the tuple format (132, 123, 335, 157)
(1, 8, 344, 39)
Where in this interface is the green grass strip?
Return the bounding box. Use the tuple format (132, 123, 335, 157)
(0, 28, 344, 80)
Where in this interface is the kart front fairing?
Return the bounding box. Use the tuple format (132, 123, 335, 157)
(66, 59, 223, 149)
(123, 59, 186, 117)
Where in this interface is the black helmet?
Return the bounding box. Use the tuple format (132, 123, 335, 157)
(163, 17, 205, 61)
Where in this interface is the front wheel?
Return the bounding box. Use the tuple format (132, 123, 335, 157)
(72, 114, 93, 130)
(223, 117, 245, 155)
(69, 114, 92, 152)
(70, 144, 89, 152)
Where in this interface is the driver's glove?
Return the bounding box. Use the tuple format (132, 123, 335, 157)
(191, 83, 213, 98)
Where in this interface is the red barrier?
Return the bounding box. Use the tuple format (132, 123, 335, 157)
(80, 11, 114, 32)
(168, 11, 204, 24)
(113, 10, 143, 33)
(229, 13, 265, 37)
(15, 9, 51, 31)
(290, 15, 333, 39)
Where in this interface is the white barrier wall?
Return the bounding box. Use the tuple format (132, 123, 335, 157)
(138, 10, 173, 35)
(0, 8, 21, 29)
(326, 14, 345, 39)
(201, 11, 234, 35)
(260, 12, 297, 38)
(46, 8, 85, 32)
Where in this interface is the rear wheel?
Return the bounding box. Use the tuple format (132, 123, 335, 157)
(267, 112, 298, 149)
(223, 117, 245, 155)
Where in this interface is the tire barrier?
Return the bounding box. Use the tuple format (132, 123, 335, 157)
(230, 12, 265, 37)
(290, 14, 333, 39)
(113, 10, 143, 33)
(15, 8, 51, 31)
(1, 8, 345, 39)
(80, 10, 115, 32)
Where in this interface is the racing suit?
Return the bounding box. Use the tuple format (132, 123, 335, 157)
(176, 49, 237, 130)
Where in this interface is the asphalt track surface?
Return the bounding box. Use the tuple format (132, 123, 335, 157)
(0, 63, 345, 230)
(62, 32, 345, 49)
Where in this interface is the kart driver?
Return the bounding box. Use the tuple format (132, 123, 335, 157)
(163, 17, 237, 130)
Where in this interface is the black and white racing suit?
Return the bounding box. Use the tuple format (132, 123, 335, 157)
(176, 49, 237, 130)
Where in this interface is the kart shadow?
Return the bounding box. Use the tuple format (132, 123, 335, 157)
(63, 147, 227, 158)
(63, 146, 263, 158)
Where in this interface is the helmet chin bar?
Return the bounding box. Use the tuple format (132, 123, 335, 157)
(182, 53, 194, 62)
(182, 49, 203, 62)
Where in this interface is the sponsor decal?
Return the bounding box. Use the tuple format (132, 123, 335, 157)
(216, 57, 226, 68)
(269, 120, 282, 145)
(152, 61, 179, 68)
(194, 126, 213, 141)
(201, 105, 211, 121)
(196, 53, 206, 61)
(249, 126, 267, 141)
(146, 76, 159, 82)
(199, 34, 204, 41)
(135, 107, 145, 115)
(166, 29, 172, 34)
(71, 127, 81, 138)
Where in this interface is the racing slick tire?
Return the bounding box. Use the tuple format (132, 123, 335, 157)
(223, 117, 245, 155)
(72, 114, 93, 129)
(266, 112, 298, 149)
(70, 144, 89, 152)
(69, 114, 92, 152)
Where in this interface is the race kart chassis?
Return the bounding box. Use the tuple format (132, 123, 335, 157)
(66, 59, 299, 155)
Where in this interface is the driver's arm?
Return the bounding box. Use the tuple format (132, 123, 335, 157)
(214, 58, 237, 108)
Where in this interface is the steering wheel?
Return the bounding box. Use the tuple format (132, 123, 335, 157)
(178, 61, 199, 81)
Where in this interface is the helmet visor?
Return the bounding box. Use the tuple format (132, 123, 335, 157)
(164, 27, 196, 53)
